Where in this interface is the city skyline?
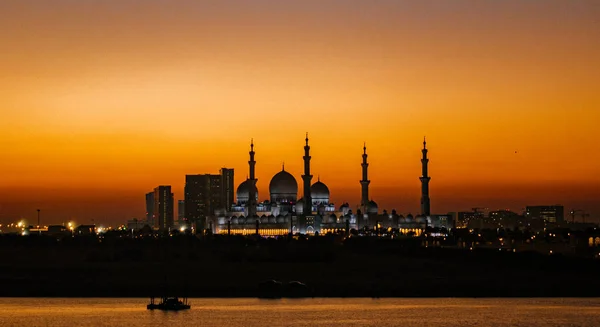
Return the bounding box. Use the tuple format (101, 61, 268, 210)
(1, 1, 599, 224)
(1, 135, 597, 225)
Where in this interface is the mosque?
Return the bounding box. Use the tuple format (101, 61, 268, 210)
(210, 135, 446, 236)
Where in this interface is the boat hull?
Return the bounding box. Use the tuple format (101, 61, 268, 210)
(147, 304, 191, 311)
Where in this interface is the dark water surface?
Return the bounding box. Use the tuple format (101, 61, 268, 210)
(0, 298, 598, 327)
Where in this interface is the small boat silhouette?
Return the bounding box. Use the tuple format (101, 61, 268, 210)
(147, 296, 191, 311)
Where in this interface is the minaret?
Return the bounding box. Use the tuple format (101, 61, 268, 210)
(248, 139, 257, 217)
(360, 143, 370, 211)
(302, 133, 313, 215)
(420, 137, 431, 216)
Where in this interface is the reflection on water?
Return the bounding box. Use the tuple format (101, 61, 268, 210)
(0, 298, 599, 327)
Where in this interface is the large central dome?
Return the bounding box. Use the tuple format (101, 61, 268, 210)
(269, 169, 298, 203)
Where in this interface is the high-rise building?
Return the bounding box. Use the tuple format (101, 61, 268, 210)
(145, 192, 155, 225)
(184, 174, 221, 231)
(220, 168, 235, 210)
(184, 168, 235, 231)
(525, 205, 564, 223)
(178, 200, 185, 226)
(153, 186, 174, 230)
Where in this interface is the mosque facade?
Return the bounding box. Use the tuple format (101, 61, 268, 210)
(209, 135, 446, 236)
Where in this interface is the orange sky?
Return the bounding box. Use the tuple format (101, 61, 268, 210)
(1, 1, 599, 224)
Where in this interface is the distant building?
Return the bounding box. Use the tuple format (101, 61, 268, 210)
(177, 200, 185, 226)
(184, 174, 222, 231)
(154, 185, 174, 230)
(183, 168, 234, 231)
(526, 205, 564, 223)
(220, 168, 235, 210)
(488, 209, 523, 229)
(428, 214, 454, 229)
(75, 225, 96, 235)
(46, 225, 70, 237)
(145, 192, 155, 226)
(489, 210, 520, 220)
(458, 211, 485, 227)
(127, 218, 146, 230)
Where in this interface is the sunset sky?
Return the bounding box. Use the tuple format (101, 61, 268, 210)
(1, 1, 599, 225)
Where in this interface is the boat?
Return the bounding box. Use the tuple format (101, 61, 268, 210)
(147, 296, 191, 311)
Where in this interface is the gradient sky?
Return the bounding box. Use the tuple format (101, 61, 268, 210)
(1, 1, 599, 225)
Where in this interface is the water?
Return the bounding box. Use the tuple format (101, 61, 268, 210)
(0, 298, 598, 327)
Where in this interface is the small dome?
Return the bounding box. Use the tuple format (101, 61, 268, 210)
(367, 200, 378, 214)
(236, 179, 258, 203)
(311, 180, 330, 204)
(269, 169, 298, 203)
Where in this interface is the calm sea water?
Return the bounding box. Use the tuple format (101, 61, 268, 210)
(0, 298, 598, 327)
